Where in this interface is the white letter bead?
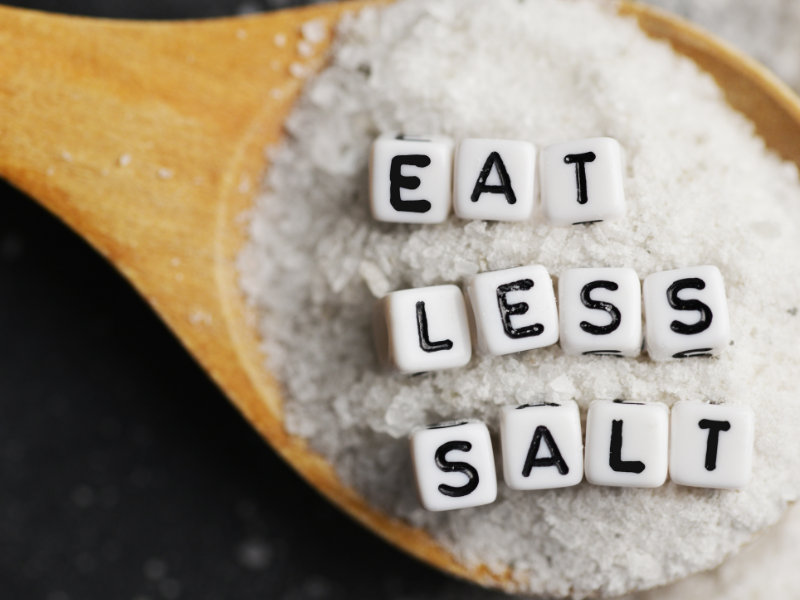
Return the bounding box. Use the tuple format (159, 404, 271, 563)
(410, 420, 497, 512)
(669, 402, 754, 490)
(453, 139, 536, 222)
(643, 266, 730, 361)
(540, 137, 626, 227)
(373, 285, 472, 374)
(369, 133, 454, 224)
(500, 401, 584, 490)
(558, 268, 642, 357)
(584, 400, 669, 488)
(465, 265, 559, 356)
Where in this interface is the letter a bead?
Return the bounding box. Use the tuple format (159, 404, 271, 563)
(410, 420, 497, 511)
(465, 265, 559, 356)
(500, 401, 584, 490)
(453, 139, 536, 221)
(669, 402, 754, 490)
(584, 400, 669, 488)
(373, 285, 472, 374)
(369, 133, 454, 224)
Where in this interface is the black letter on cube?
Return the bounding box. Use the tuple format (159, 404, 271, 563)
(496, 279, 544, 339)
(564, 152, 596, 205)
(699, 419, 731, 471)
(580, 280, 622, 335)
(470, 151, 517, 205)
(435, 441, 480, 497)
(609, 419, 645, 474)
(667, 278, 713, 335)
(416, 301, 453, 353)
(390, 155, 432, 213)
(522, 425, 570, 477)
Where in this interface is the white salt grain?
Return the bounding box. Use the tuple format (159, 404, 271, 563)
(157, 168, 174, 180)
(118, 153, 132, 167)
(274, 33, 287, 48)
(297, 40, 314, 57)
(288, 62, 309, 79)
(301, 18, 327, 44)
(239, 0, 800, 597)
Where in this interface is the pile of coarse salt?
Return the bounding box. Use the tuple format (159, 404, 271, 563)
(238, 0, 800, 597)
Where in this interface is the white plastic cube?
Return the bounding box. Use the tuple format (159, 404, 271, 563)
(558, 268, 642, 357)
(669, 402, 754, 490)
(373, 285, 472, 374)
(643, 266, 730, 361)
(584, 400, 669, 488)
(410, 420, 497, 512)
(453, 139, 536, 222)
(540, 137, 626, 226)
(465, 265, 559, 356)
(500, 401, 584, 490)
(369, 133, 454, 224)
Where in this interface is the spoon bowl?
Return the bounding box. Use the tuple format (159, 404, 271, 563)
(1, 1, 799, 591)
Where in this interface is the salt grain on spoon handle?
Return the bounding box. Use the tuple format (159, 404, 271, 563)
(1, 1, 800, 595)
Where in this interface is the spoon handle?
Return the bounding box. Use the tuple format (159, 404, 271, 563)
(0, 2, 352, 414)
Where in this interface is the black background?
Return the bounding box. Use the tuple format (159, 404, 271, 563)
(0, 1, 507, 598)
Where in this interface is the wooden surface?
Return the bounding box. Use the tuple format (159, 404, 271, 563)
(0, 0, 799, 593)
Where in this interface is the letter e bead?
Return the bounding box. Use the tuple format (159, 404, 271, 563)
(373, 285, 472, 374)
(669, 401, 754, 490)
(500, 401, 584, 490)
(465, 265, 559, 356)
(410, 420, 497, 511)
(584, 400, 669, 488)
(369, 133, 455, 223)
(643, 266, 730, 361)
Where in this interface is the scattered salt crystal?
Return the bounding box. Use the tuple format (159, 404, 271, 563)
(118, 153, 132, 167)
(274, 33, 287, 48)
(270, 88, 285, 100)
(46, 167, 54, 176)
(548, 374, 577, 396)
(143, 558, 167, 581)
(358, 260, 391, 298)
(236, 28, 247, 40)
(60, 151, 72, 162)
(157, 168, 174, 180)
(239, 0, 800, 597)
(301, 18, 327, 44)
(289, 62, 309, 79)
(297, 40, 314, 57)
(236, 539, 273, 570)
(158, 579, 181, 600)
(189, 310, 212, 326)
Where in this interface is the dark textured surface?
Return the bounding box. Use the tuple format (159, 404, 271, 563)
(0, 1, 506, 598)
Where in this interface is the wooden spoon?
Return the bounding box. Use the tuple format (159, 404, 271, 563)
(1, 0, 799, 592)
